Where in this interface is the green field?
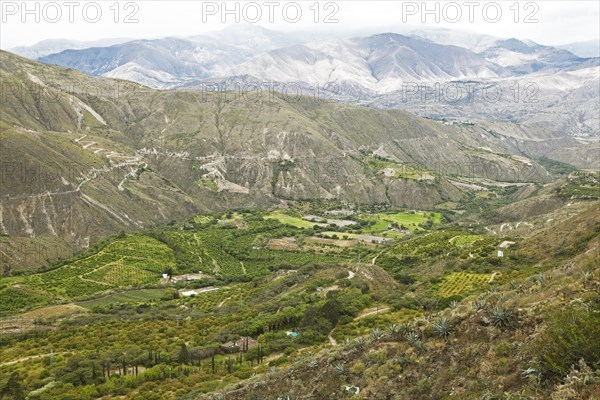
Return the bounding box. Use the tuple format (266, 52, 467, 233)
(364, 156, 433, 180)
(436, 272, 493, 297)
(358, 211, 442, 233)
(0, 235, 175, 311)
(77, 288, 171, 309)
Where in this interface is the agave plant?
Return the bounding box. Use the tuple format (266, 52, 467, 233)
(432, 317, 453, 338)
(394, 355, 411, 367)
(489, 306, 515, 329)
(533, 272, 547, 285)
(309, 360, 318, 370)
(334, 363, 347, 376)
(449, 300, 459, 309)
(496, 293, 508, 303)
(581, 271, 593, 282)
(353, 337, 366, 351)
(487, 284, 500, 294)
(475, 297, 487, 311)
(413, 340, 427, 354)
(398, 323, 412, 338)
(406, 332, 421, 345)
(387, 323, 399, 336)
(371, 328, 383, 341)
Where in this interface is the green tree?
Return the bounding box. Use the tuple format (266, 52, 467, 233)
(0, 373, 25, 400)
(535, 300, 600, 379)
(178, 342, 190, 366)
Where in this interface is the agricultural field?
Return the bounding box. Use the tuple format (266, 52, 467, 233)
(435, 272, 494, 297)
(0, 235, 175, 314)
(320, 232, 393, 244)
(1, 200, 598, 400)
(0, 211, 363, 317)
(265, 212, 328, 229)
(356, 211, 442, 234)
(556, 171, 600, 199)
(77, 288, 172, 309)
(364, 156, 434, 181)
(388, 231, 498, 259)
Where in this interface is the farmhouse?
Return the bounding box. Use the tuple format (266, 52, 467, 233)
(220, 336, 258, 353)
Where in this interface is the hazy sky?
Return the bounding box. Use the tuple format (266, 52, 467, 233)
(1, 0, 599, 48)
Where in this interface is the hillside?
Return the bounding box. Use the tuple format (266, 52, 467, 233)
(1, 50, 572, 273)
(0, 176, 598, 399)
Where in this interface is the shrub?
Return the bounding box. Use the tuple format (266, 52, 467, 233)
(535, 301, 600, 379)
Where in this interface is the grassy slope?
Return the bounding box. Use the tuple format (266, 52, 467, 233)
(0, 50, 559, 273)
(198, 201, 600, 400)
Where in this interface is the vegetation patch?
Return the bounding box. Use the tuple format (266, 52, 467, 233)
(436, 272, 493, 297)
(364, 155, 433, 181)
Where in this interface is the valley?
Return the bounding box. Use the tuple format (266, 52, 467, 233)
(0, 23, 599, 399)
(0, 172, 598, 398)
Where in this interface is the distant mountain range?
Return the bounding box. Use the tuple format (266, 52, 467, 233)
(34, 26, 325, 88)
(557, 39, 600, 58)
(10, 38, 133, 59)
(12, 25, 600, 136)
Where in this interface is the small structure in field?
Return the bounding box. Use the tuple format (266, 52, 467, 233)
(220, 336, 258, 353)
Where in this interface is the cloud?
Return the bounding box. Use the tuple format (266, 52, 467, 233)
(1, 1, 598, 49)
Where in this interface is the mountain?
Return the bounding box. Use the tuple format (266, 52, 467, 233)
(1, 37, 600, 400)
(479, 38, 596, 74)
(38, 37, 247, 88)
(1, 49, 575, 265)
(10, 38, 132, 59)
(37, 26, 318, 89)
(31, 30, 598, 139)
(558, 39, 600, 58)
(33, 30, 511, 91)
(218, 33, 507, 93)
(190, 33, 598, 138)
(406, 27, 500, 53)
(373, 63, 600, 138)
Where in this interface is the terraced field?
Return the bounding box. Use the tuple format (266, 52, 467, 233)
(389, 231, 498, 259)
(437, 272, 493, 297)
(0, 235, 175, 314)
